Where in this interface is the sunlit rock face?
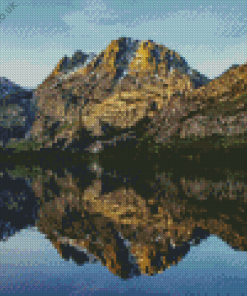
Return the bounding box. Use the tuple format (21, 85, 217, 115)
(23, 158, 246, 279)
(26, 37, 212, 151)
(0, 77, 37, 147)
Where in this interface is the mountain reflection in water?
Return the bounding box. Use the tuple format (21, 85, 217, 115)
(0, 151, 247, 295)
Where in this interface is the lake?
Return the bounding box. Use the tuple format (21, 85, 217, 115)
(0, 150, 247, 296)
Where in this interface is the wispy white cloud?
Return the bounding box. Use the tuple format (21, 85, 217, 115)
(82, 0, 119, 22)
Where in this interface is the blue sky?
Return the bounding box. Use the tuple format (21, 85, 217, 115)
(0, 0, 247, 89)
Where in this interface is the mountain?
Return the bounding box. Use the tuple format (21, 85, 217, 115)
(0, 77, 38, 147)
(3, 37, 247, 153)
(140, 61, 247, 153)
(7, 37, 210, 150)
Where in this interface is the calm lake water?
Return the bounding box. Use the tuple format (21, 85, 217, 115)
(0, 151, 247, 296)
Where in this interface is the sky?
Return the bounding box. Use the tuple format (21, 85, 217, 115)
(0, 0, 247, 89)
